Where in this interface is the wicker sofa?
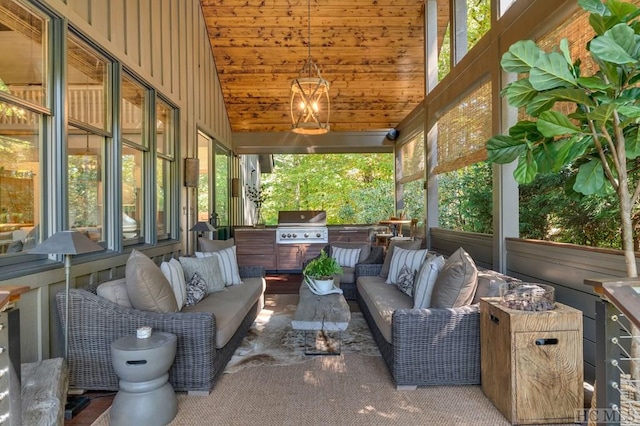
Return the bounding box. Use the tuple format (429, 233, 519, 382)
(303, 243, 384, 300)
(355, 247, 516, 389)
(56, 265, 265, 395)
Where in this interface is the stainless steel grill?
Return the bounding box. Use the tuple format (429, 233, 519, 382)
(276, 211, 328, 244)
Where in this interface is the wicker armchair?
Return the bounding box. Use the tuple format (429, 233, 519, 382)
(355, 263, 480, 388)
(303, 244, 384, 300)
(56, 266, 265, 394)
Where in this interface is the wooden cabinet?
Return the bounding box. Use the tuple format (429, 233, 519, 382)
(328, 228, 370, 244)
(234, 228, 276, 269)
(276, 243, 325, 271)
(480, 298, 583, 425)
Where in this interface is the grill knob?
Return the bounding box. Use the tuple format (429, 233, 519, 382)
(316, 233, 321, 238)
(287, 233, 292, 238)
(292, 233, 297, 238)
(304, 233, 309, 238)
(281, 233, 286, 239)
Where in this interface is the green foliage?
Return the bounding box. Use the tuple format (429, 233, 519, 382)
(260, 153, 394, 225)
(303, 250, 343, 279)
(486, 0, 640, 273)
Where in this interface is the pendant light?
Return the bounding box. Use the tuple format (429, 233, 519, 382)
(290, 0, 330, 135)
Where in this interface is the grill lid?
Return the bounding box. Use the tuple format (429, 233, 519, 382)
(277, 210, 327, 227)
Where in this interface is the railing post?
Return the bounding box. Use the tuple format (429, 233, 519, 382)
(595, 299, 621, 425)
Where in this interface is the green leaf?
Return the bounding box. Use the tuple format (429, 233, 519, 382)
(607, 0, 638, 20)
(503, 79, 538, 107)
(625, 127, 640, 159)
(589, 25, 638, 64)
(560, 38, 573, 65)
(537, 110, 581, 137)
(574, 159, 606, 195)
(530, 52, 576, 90)
(508, 120, 542, 141)
(501, 40, 541, 73)
(566, 135, 593, 162)
(617, 105, 640, 118)
(526, 92, 559, 117)
(576, 76, 612, 91)
(486, 135, 527, 163)
(579, 0, 609, 15)
(587, 103, 617, 124)
(552, 138, 578, 171)
(548, 88, 595, 106)
(534, 143, 558, 174)
(514, 152, 538, 184)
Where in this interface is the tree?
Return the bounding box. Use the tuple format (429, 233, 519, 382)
(486, 0, 640, 278)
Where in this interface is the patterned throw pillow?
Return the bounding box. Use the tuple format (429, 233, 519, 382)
(395, 264, 416, 297)
(185, 272, 207, 306)
(331, 247, 362, 268)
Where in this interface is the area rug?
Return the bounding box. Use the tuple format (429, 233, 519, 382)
(92, 353, 517, 426)
(224, 294, 380, 374)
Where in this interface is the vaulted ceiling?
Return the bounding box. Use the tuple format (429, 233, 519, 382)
(200, 0, 449, 135)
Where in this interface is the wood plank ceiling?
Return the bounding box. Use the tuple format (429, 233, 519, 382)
(200, 0, 448, 135)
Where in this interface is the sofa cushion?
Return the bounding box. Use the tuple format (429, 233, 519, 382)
(331, 246, 361, 268)
(357, 275, 412, 344)
(471, 271, 508, 304)
(182, 277, 266, 348)
(339, 266, 355, 284)
(198, 237, 235, 252)
(385, 247, 428, 285)
(185, 271, 208, 306)
(379, 239, 422, 279)
(431, 247, 478, 309)
(96, 278, 132, 308)
(125, 250, 178, 313)
(179, 256, 226, 294)
(331, 242, 371, 263)
(160, 258, 187, 309)
(413, 255, 446, 308)
(196, 246, 243, 286)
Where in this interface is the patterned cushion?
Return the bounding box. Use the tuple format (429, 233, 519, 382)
(431, 247, 478, 308)
(385, 247, 428, 285)
(413, 255, 446, 308)
(196, 246, 243, 286)
(395, 264, 416, 297)
(179, 255, 226, 293)
(125, 249, 178, 313)
(185, 272, 207, 306)
(331, 247, 362, 268)
(160, 258, 187, 310)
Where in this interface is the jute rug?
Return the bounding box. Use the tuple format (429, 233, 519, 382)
(90, 294, 519, 425)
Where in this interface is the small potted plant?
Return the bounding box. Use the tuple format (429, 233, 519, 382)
(303, 250, 343, 293)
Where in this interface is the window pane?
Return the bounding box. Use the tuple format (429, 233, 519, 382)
(0, 100, 40, 255)
(398, 132, 424, 183)
(122, 75, 146, 147)
(156, 158, 169, 238)
(0, 0, 47, 107)
(68, 126, 103, 242)
(122, 145, 143, 241)
(68, 35, 109, 130)
(156, 100, 172, 157)
(467, 0, 490, 51)
(438, 24, 451, 82)
(197, 132, 210, 223)
(215, 144, 229, 239)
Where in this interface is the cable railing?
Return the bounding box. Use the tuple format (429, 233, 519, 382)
(591, 279, 640, 426)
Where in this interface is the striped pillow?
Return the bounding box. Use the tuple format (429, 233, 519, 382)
(413, 255, 446, 308)
(204, 246, 243, 286)
(160, 258, 187, 310)
(331, 247, 362, 268)
(385, 247, 428, 285)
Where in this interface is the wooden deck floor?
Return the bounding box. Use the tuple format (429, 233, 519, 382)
(64, 273, 301, 425)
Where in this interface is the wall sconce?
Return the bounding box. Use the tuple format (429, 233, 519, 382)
(231, 178, 239, 198)
(184, 158, 199, 187)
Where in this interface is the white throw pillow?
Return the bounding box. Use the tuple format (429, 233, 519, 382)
(385, 247, 428, 285)
(413, 255, 446, 309)
(160, 258, 187, 310)
(197, 246, 243, 286)
(331, 246, 362, 268)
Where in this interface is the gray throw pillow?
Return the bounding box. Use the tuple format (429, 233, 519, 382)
(179, 256, 226, 294)
(430, 247, 478, 308)
(379, 239, 422, 279)
(198, 237, 235, 252)
(125, 249, 178, 313)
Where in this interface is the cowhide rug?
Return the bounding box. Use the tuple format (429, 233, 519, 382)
(224, 294, 380, 374)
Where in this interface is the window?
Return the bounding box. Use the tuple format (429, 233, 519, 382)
(121, 74, 148, 243)
(0, 0, 49, 258)
(397, 132, 425, 230)
(67, 34, 109, 242)
(155, 98, 175, 240)
(215, 143, 230, 239)
(197, 131, 211, 225)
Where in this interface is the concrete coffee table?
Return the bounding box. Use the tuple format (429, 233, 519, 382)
(291, 283, 351, 355)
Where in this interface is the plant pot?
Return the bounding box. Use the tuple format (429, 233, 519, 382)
(312, 278, 334, 293)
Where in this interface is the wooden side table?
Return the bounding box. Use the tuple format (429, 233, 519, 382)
(480, 298, 583, 425)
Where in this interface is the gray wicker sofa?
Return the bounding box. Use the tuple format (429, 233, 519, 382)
(355, 251, 517, 389)
(55, 265, 265, 395)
